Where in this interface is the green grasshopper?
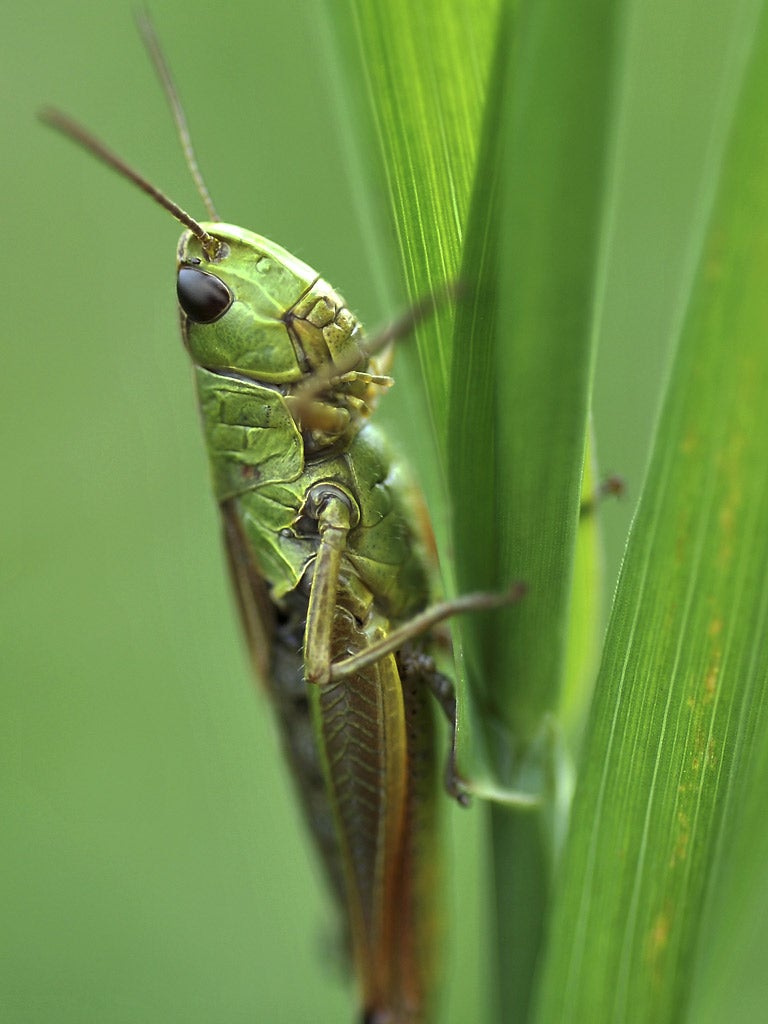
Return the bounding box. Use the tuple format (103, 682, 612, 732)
(42, 18, 520, 1023)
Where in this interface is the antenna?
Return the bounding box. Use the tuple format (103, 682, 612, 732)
(136, 10, 220, 222)
(39, 107, 223, 262)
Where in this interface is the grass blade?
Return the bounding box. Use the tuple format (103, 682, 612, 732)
(533, 3, 768, 1018)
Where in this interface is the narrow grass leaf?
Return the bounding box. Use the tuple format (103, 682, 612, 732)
(456, 1, 626, 1015)
(534, 4, 768, 1019)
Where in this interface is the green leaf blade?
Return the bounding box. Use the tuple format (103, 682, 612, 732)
(454, 2, 627, 1016)
(481, 0, 624, 744)
(347, 0, 499, 448)
(534, 5, 768, 1018)
(449, 0, 625, 794)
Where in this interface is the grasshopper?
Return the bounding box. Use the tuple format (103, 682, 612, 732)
(42, 17, 520, 1023)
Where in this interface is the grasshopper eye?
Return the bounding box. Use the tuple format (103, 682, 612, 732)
(177, 267, 233, 323)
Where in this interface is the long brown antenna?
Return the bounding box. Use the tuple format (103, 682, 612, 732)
(39, 106, 222, 261)
(136, 9, 220, 222)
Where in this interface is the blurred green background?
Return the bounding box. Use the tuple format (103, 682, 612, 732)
(1, 1, 739, 1021)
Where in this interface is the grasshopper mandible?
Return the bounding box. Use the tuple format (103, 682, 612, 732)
(42, 17, 521, 1023)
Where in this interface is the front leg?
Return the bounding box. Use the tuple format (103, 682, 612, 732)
(302, 483, 358, 684)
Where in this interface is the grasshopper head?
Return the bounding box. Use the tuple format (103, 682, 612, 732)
(41, 54, 367, 390)
(178, 223, 366, 386)
(178, 223, 316, 384)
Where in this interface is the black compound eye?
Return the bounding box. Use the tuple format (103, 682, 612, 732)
(177, 267, 233, 323)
